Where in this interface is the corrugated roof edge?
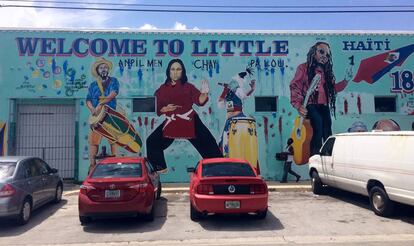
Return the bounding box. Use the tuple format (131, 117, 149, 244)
(1, 27, 414, 35)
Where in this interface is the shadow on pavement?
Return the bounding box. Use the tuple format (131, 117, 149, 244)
(0, 199, 68, 236)
(197, 210, 283, 231)
(82, 197, 168, 233)
(324, 187, 414, 224)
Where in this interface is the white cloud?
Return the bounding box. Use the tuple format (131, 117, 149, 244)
(139, 23, 158, 30)
(173, 21, 187, 30)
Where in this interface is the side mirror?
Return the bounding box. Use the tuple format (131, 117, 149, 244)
(187, 167, 195, 173)
(50, 168, 58, 174)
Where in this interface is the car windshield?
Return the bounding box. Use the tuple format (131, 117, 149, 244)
(91, 163, 142, 178)
(0, 162, 17, 179)
(202, 162, 255, 177)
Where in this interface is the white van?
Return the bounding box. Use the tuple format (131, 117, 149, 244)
(308, 131, 414, 217)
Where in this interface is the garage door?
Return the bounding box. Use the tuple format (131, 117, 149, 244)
(16, 104, 76, 179)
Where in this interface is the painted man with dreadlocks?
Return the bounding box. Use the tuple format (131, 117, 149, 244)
(290, 42, 353, 156)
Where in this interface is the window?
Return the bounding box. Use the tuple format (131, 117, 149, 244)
(255, 96, 277, 112)
(202, 162, 255, 177)
(374, 96, 396, 112)
(133, 97, 156, 112)
(320, 138, 335, 156)
(0, 162, 16, 178)
(91, 163, 142, 178)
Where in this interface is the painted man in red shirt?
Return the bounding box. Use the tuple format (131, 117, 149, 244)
(290, 42, 353, 156)
(146, 59, 222, 173)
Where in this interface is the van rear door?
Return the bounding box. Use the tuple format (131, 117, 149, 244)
(319, 137, 336, 186)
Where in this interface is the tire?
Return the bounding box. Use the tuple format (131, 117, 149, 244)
(143, 203, 155, 222)
(369, 186, 394, 217)
(256, 208, 268, 220)
(16, 198, 32, 226)
(54, 184, 63, 203)
(311, 171, 324, 195)
(79, 216, 92, 225)
(190, 203, 202, 221)
(156, 180, 162, 200)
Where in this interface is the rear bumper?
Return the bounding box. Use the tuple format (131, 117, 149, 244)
(193, 193, 268, 214)
(78, 192, 153, 217)
(0, 197, 20, 218)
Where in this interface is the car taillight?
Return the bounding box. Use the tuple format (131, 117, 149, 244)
(196, 184, 214, 195)
(129, 182, 148, 192)
(250, 183, 267, 194)
(79, 184, 96, 195)
(0, 184, 16, 197)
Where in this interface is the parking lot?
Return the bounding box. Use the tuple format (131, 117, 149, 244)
(0, 189, 413, 245)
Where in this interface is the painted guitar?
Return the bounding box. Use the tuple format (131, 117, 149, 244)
(291, 74, 321, 165)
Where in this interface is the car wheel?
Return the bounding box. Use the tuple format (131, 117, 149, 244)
(79, 216, 92, 225)
(256, 208, 268, 220)
(190, 203, 202, 221)
(311, 171, 323, 195)
(143, 203, 155, 222)
(369, 186, 394, 217)
(16, 198, 32, 226)
(156, 180, 162, 200)
(54, 184, 63, 203)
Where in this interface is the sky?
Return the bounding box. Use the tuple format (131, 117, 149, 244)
(0, 0, 414, 31)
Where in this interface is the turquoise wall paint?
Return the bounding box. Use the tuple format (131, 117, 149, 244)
(0, 30, 413, 182)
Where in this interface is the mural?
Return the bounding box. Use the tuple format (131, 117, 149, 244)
(146, 58, 221, 173)
(0, 30, 413, 181)
(86, 58, 142, 172)
(289, 42, 353, 164)
(217, 67, 258, 169)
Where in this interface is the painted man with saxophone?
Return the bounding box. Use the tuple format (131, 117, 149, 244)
(290, 42, 353, 157)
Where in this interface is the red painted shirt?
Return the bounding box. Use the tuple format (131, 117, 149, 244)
(290, 63, 347, 110)
(155, 81, 207, 139)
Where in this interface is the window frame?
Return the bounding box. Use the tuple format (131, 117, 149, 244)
(132, 96, 156, 113)
(374, 96, 397, 113)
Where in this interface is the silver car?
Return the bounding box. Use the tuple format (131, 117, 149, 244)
(0, 156, 63, 225)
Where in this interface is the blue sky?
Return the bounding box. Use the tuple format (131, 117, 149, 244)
(0, 0, 413, 31)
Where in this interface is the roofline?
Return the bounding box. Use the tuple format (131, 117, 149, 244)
(334, 131, 414, 137)
(1, 27, 414, 35)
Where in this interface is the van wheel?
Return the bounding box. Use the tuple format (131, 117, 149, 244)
(311, 171, 323, 195)
(16, 198, 32, 226)
(369, 186, 394, 217)
(190, 203, 202, 221)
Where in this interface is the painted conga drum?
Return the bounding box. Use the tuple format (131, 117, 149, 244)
(89, 105, 142, 153)
(228, 117, 259, 170)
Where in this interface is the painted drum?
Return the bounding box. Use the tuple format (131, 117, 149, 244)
(228, 117, 259, 170)
(89, 105, 142, 153)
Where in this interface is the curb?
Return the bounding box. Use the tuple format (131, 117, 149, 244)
(63, 185, 311, 196)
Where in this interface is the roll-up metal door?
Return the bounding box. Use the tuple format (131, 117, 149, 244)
(16, 104, 76, 179)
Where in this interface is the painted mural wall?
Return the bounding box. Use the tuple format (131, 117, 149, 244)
(0, 29, 413, 182)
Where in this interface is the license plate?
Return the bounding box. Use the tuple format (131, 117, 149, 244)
(225, 201, 240, 209)
(105, 190, 120, 198)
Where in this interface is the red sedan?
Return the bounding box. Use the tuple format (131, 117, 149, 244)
(78, 157, 161, 224)
(188, 158, 268, 221)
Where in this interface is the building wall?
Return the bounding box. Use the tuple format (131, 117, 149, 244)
(0, 29, 413, 182)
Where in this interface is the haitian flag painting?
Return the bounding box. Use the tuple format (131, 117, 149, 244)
(353, 44, 414, 84)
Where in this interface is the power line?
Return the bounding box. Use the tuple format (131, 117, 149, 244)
(2, 4, 414, 13)
(2, 0, 414, 10)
